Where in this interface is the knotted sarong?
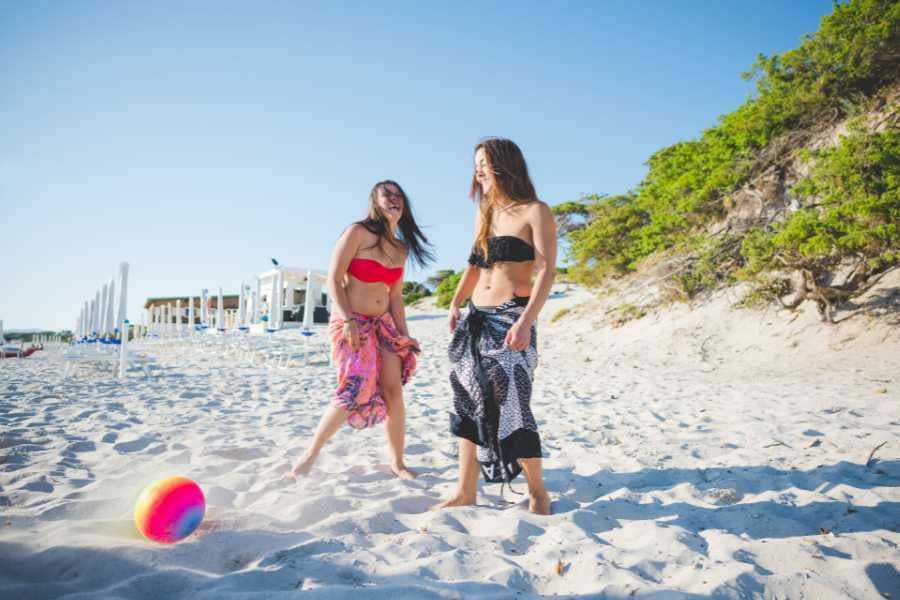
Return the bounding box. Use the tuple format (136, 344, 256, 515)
(329, 312, 418, 429)
(448, 297, 542, 484)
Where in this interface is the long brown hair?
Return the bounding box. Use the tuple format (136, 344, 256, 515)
(469, 138, 538, 257)
(357, 180, 434, 269)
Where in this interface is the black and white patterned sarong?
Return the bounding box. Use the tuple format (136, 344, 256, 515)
(448, 296, 541, 484)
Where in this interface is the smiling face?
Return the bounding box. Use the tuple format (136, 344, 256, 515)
(474, 147, 495, 196)
(375, 182, 405, 226)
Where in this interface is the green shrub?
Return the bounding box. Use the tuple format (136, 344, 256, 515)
(435, 271, 463, 309)
(610, 303, 646, 326)
(402, 281, 431, 306)
(739, 126, 900, 278)
(550, 307, 571, 323)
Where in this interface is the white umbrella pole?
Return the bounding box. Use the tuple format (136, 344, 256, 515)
(201, 289, 209, 327)
(99, 283, 109, 338)
(254, 278, 262, 325)
(96, 291, 102, 336)
(106, 278, 116, 339)
(303, 269, 314, 329)
(277, 271, 285, 329)
(176, 299, 182, 335)
(238, 282, 246, 329)
(92, 294, 99, 337)
(217, 287, 225, 332)
(268, 275, 277, 330)
(188, 297, 195, 333)
(119, 320, 129, 379)
(116, 263, 128, 337)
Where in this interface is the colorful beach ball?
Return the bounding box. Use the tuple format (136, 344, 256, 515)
(134, 476, 205, 544)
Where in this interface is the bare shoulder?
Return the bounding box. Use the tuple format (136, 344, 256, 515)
(341, 223, 372, 244)
(527, 200, 554, 221)
(343, 223, 367, 238)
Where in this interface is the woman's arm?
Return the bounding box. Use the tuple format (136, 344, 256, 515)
(326, 225, 363, 323)
(505, 202, 556, 350)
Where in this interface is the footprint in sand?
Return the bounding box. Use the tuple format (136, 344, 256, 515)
(65, 441, 96, 454)
(404, 443, 430, 455)
(208, 447, 267, 461)
(387, 496, 434, 514)
(113, 435, 157, 453)
(22, 477, 54, 493)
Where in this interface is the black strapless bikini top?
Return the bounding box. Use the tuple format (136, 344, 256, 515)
(468, 235, 535, 268)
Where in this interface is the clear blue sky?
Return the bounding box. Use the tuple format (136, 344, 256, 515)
(1, 0, 833, 331)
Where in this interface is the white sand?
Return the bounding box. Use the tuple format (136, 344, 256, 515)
(2, 282, 899, 599)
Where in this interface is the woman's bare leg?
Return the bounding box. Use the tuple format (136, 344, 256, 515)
(291, 404, 350, 477)
(436, 437, 479, 508)
(518, 457, 551, 515)
(380, 348, 415, 479)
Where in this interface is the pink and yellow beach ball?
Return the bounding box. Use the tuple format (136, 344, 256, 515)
(134, 476, 205, 543)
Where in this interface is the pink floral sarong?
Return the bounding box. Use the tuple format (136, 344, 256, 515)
(329, 312, 418, 429)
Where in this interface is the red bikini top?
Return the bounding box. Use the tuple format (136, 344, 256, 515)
(347, 258, 403, 286)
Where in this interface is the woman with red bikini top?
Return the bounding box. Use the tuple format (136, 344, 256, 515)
(291, 180, 433, 480)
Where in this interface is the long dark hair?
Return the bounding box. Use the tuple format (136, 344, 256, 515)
(469, 138, 538, 257)
(357, 180, 434, 269)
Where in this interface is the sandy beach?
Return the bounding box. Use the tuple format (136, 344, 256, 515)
(2, 282, 899, 599)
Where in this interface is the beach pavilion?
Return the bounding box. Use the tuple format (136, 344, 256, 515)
(256, 266, 330, 331)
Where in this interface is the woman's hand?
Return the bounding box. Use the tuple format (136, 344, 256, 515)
(504, 318, 532, 351)
(409, 337, 421, 353)
(448, 305, 462, 332)
(343, 320, 360, 350)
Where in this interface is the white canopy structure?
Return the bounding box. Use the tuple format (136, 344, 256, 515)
(256, 267, 329, 332)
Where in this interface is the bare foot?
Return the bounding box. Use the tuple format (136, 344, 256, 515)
(434, 494, 476, 510)
(290, 451, 317, 477)
(528, 491, 551, 515)
(391, 463, 418, 480)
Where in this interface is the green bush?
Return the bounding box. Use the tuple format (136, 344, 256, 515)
(427, 269, 457, 289)
(550, 307, 571, 323)
(402, 281, 431, 305)
(434, 271, 463, 309)
(740, 126, 899, 278)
